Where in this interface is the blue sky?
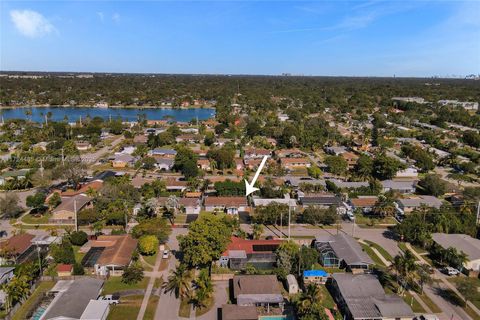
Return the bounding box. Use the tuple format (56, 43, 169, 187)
(1, 1, 479, 76)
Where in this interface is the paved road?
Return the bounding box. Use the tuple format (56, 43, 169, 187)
(81, 135, 124, 164)
(154, 227, 188, 320)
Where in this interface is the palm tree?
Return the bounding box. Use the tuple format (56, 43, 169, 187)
(192, 269, 213, 309)
(416, 264, 433, 294)
(391, 250, 417, 294)
(373, 194, 396, 218)
(296, 284, 323, 317)
(163, 264, 191, 299)
(165, 195, 179, 224)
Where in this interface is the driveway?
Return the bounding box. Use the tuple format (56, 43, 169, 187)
(196, 281, 229, 320)
(154, 227, 188, 320)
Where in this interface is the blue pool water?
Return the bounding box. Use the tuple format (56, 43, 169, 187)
(259, 316, 288, 320)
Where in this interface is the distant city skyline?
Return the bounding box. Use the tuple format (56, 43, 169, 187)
(1, 1, 479, 77)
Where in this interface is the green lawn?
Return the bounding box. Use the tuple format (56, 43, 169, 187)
(12, 281, 55, 320)
(21, 213, 52, 224)
(107, 295, 142, 320)
(403, 291, 426, 313)
(448, 277, 480, 310)
(72, 245, 86, 264)
(417, 291, 442, 313)
(361, 243, 387, 267)
(354, 214, 397, 225)
(142, 252, 158, 267)
(318, 284, 336, 309)
(102, 277, 149, 295)
(363, 240, 394, 262)
(175, 214, 188, 224)
(144, 295, 159, 320)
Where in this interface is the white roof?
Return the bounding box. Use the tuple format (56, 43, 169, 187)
(50, 280, 74, 293)
(80, 300, 110, 320)
(253, 198, 297, 207)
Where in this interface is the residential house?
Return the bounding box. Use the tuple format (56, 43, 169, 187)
(221, 305, 258, 320)
(197, 159, 211, 171)
(244, 148, 271, 160)
(432, 233, 480, 272)
(396, 196, 443, 213)
(51, 194, 92, 223)
(0, 267, 14, 307)
(328, 179, 369, 190)
(154, 157, 174, 171)
(280, 157, 311, 171)
(179, 198, 201, 215)
(79, 300, 111, 320)
(148, 148, 177, 158)
(41, 278, 105, 320)
(325, 146, 348, 155)
(285, 176, 326, 189)
(349, 196, 378, 213)
(81, 235, 138, 276)
(341, 152, 359, 169)
(0, 169, 30, 186)
(275, 148, 305, 158)
(175, 134, 202, 143)
(204, 197, 248, 214)
(133, 135, 148, 144)
(165, 178, 188, 192)
(111, 153, 135, 168)
(232, 275, 284, 308)
(219, 237, 283, 270)
(252, 197, 297, 208)
(50, 180, 103, 198)
(303, 269, 329, 285)
(0, 233, 35, 264)
(381, 180, 417, 194)
(234, 158, 245, 171)
(75, 141, 92, 151)
(314, 232, 374, 272)
(331, 273, 414, 320)
(395, 167, 419, 179)
(299, 193, 342, 209)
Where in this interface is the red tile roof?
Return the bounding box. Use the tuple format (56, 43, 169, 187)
(204, 197, 247, 207)
(0, 233, 34, 255)
(222, 236, 283, 255)
(57, 264, 73, 272)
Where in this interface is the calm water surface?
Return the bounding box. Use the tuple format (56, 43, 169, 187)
(0, 106, 215, 122)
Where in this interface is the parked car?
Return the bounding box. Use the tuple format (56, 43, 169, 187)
(162, 250, 170, 259)
(99, 294, 120, 305)
(442, 267, 460, 276)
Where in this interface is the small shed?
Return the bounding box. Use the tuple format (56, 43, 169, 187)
(286, 274, 299, 294)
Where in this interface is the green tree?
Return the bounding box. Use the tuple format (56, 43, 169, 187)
(355, 154, 374, 179)
(69, 231, 88, 246)
(178, 213, 233, 268)
(138, 235, 159, 255)
(456, 278, 477, 305)
(26, 191, 46, 210)
(252, 223, 263, 240)
(276, 241, 299, 277)
(324, 155, 347, 176)
(191, 269, 213, 309)
(131, 217, 171, 243)
(418, 174, 448, 197)
(373, 154, 404, 180)
(48, 192, 62, 208)
(0, 192, 23, 218)
(122, 262, 144, 284)
(295, 284, 326, 320)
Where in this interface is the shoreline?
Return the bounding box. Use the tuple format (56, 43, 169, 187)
(0, 104, 216, 110)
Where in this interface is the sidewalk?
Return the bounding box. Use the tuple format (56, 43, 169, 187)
(137, 247, 163, 320)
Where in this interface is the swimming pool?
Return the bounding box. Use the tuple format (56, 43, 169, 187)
(259, 316, 289, 320)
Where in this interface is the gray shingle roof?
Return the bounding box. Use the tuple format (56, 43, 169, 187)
(432, 233, 480, 261)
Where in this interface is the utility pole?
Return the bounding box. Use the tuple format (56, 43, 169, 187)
(280, 211, 283, 240)
(61, 148, 65, 166)
(74, 198, 78, 232)
(288, 205, 291, 240)
(476, 200, 480, 225)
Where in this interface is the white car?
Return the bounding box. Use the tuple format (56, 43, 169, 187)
(99, 294, 120, 305)
(162, 250, 170, 259)
(443, 267, 460, 276)
(416, 314, 439, 320)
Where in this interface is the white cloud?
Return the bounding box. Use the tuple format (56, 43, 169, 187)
(10, 9, 56, 38)
(112, 13, 120, 23)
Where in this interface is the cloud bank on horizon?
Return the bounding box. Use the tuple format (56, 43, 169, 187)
(1, 1, 479, 77)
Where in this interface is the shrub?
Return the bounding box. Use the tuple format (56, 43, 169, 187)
(138, 235, 159, 255)
(69, 231, 88, 246)
(73, 263, 85, 275)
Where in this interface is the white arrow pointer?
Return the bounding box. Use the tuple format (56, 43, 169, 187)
(245, 155, 269, 196)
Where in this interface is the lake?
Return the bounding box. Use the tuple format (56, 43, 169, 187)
(0, 106, 215, 123)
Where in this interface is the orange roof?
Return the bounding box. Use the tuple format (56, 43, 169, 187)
(0, 233, 34, 255)
(204, 197, 247, 207)
(95, 235, 138, 267)
(185, 192, 202, 198)
(222, 236, 283, 255)
(58, 180, 103, 197)
(57, 264, 73, 272)
(350, 197, 378, 207)
(280, 157, 309, 164)
(341, 152, 359, 161)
